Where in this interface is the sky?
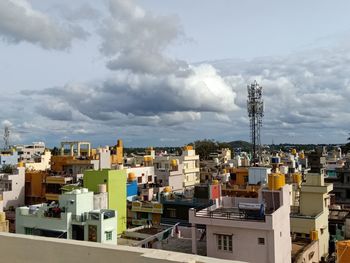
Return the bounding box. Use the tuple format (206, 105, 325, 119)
(1, 0, 350, 147)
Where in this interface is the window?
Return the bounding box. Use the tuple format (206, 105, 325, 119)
(168, 208, 176, 218)
(138, 177, 142, 183)
(25, 227, 33, 235)
(258, 237, 265, 245)
(216, 234, 232, 252)
(148, 175, 153, 182)
(105, 231, 112, 241)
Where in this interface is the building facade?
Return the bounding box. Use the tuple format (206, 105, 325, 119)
(190, 184, 291, 263)
(84, 169, 127, 235)
(16, 189, 117, 244)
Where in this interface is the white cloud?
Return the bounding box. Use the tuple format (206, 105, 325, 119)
(25, 0, 237, 128)
(0, 0, 87, 49)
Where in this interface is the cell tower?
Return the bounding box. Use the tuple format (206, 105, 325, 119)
(3, 125, 10, 150)
(247, 80, 264, 164)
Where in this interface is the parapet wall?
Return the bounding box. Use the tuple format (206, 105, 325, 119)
(0, 232, 245, 263)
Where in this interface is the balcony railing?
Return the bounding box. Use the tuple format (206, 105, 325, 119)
(195, 207, 266, 222)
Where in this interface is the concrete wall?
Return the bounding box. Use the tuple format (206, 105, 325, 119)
(1, 167, 25, 209)
(0, 233, 245, 263)
(206, 225, 271, 262)
(59, 190, 93, 216)
(16, 207, 71, 237)
(25, 151, 51, 171)
(293, 240, 319, 263)
(126, 166, 155, 185)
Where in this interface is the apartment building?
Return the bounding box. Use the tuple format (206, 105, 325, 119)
(189, 183, 291, 263)
(16, 189, 117, 244)
(0, 166, 25, 210)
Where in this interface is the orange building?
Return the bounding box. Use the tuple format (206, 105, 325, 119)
(51, 155, 95, 173)
(25, 171, 48, 205)
(229, 167, 249, 185)
(111, 139, 123, 165)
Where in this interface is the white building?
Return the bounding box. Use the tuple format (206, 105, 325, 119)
(16, 142, 46, 162)
(0, 167, 25, 210)
(154, 146, 200, 191)
(25, 150, 51, 171)
(189, 184, 291, 263)
(126, 166, 156, 185)
(16, 188, 117, 244)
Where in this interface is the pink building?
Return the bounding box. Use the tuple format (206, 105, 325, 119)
(189, 184, 291, 263)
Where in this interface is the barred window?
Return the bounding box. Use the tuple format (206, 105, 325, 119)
(216, 234, 232, 252)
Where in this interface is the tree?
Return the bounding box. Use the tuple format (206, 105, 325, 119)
(342, 133, 350, 154)
(193, 139, 219, 160)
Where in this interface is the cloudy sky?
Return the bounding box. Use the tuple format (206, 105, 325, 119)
(1, 0, 350, 147)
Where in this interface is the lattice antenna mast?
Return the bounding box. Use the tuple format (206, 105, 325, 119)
(3, 126, 10, 150)
(247, 80, 264, 164)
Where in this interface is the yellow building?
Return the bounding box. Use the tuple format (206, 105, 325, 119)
(0, 196, 9, 233)
(111, 139, 123, 165)
(290, 172, 333, 261)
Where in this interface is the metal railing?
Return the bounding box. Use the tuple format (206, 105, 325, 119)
(195, 207, 266, 222)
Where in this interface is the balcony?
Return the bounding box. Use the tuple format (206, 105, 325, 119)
(189, 204, 275, 231)
(131, 202, 163, 214)
(194, 206, 265, 222)
(45, 193, 59, 201)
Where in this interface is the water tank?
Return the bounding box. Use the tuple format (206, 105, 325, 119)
(292, 173, 302, 185)
(163, 186, 172, 193)
(238, 203, 263, 210)
(82, 188, 89, 193)
(171, 159, 178, 167)
(98, 184, 107, 193)
(310, 230, 318, 241)
(144, 156, 152, 162)
(238, 203, 265, 219)
(271, 157, 280, 164)
(268, 173, 285, 190)
(128, 172, 136, 182)
(291, 149, 297, 155)
(184, 145, 193, 151)
(73, 189, 81, 194)
(212, 179, 219, 185)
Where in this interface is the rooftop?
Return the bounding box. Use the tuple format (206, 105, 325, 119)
(0, 232, 246, 263)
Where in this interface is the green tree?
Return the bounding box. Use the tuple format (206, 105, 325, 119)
(193, 139, 218, 160)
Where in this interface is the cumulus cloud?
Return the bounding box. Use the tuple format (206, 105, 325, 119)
(11, 0, 350, 145)
(0, 0, 87, 49)
(26, 0, 237, 128)
(213, 48, 350, 143)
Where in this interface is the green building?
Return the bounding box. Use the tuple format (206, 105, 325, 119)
(84, 169, 127, 234)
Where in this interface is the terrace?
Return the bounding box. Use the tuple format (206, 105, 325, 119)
(194, 205, 266, 222)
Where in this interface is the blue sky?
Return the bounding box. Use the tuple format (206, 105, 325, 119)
(1, 0, 350, 147)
